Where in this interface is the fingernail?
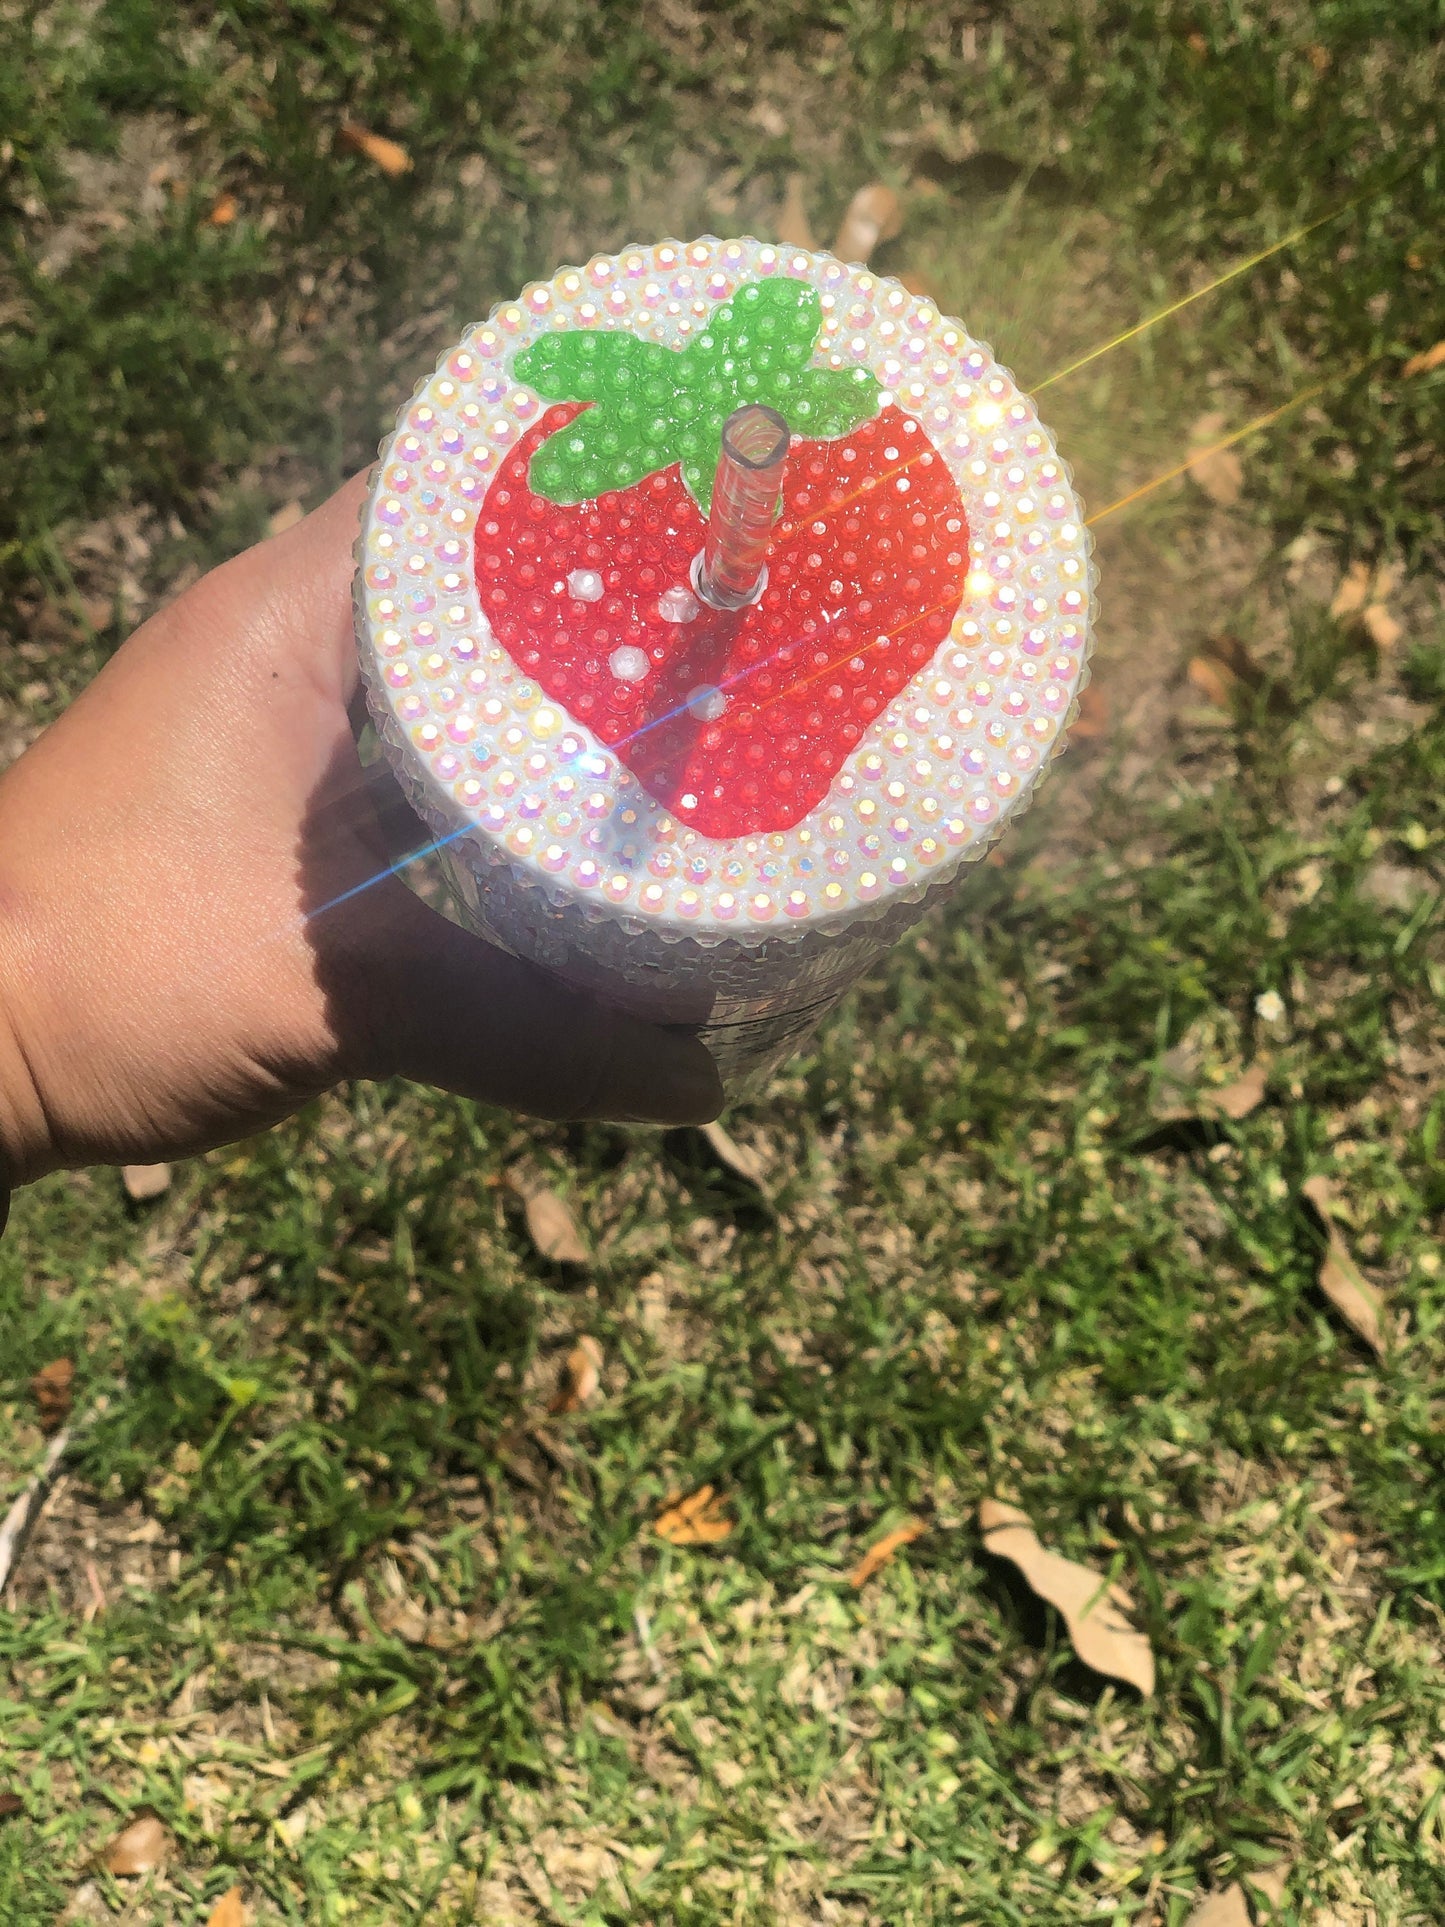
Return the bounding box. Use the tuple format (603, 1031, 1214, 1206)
(631, 1033, 724, 1126)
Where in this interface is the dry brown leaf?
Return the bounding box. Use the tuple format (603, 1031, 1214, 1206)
(1184, 1885, 1251, 1927)
(832, 184, 902, 265)
(122, 1162, 171, 1201)
(82, 1558, 107, 1622)
(1301, 1176, 1385, 1354)
(102, 1813, 171, 1875)
(776, 173, 816, 250)
(1185, 417, 1245, 507)
(30, 1358, 74, 1433)
(268, 500, 305, 537)
(508, 1174, 589, 1265)
(978, 1499, 1155, 1696)
(1205, 1063, 1268, 1120)
(1187, 632, 1278, 712)
(1330, 560, 1402, 650)
(548, 1336, 603, 1414)
(1152, 1027, 1266, 1126)
(522, 1187, 588, 1264)
(849, 1518, 926, 1587)
(206, 1889, 248, 1927)
(1151, 1033, 1201, 1120)
(0, 1792, 24, 1818)
(1187, 655, 1239, 709)
(1361, 603, 1403, 651)
(206, 192, 237, 226)
(1205, 632, 1268, 689)
(1304, 41, 1331, 73)
(701, 1120, 769, 1189)
(1330, 558, 1374, 618)
(655, 1484, 733, 1545)
(1401, 339, 1445, 378)
(1186, 443, 1248, 504)
(1244, 1863, 1290, 1913)
(338, 122, 412, 179)
(1069, 678, 1109, 740)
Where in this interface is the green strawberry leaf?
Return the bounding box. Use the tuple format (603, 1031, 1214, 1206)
(512, 276, 880, 512)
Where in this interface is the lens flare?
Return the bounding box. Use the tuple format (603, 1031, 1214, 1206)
(1085, 359, 1375, 527)
(1033, 177, 1398, 393)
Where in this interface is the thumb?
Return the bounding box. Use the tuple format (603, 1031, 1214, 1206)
(341, 878, 724, 1126)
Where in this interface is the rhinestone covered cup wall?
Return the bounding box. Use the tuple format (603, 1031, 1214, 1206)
(355, 236, 1096, 1087)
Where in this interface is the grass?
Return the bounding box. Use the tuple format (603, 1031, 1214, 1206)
(3, 1, 1445, 1921)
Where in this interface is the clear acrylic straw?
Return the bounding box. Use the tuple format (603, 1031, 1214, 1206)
(695, 404, 790, 610)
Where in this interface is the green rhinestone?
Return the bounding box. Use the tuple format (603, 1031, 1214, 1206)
(515, 273, 878, 510)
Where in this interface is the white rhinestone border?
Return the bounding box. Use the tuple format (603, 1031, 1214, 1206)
(356, 235, 1094, 941)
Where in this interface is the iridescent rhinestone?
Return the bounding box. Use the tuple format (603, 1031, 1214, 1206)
(357, 234, 1090, 1034)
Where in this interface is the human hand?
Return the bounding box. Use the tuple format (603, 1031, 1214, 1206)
(0, 474, 722, 1203)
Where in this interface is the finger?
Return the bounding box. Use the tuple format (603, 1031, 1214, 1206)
(335, 879, 724, 1126)
(216, 469, 373, 700)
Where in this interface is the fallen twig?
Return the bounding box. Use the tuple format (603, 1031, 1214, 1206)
(0, 1392, 110, 1598)
(633, 1603, 664, 1679)
(83, 1559, 108, 1624)
(0, 1425, 74, 1595)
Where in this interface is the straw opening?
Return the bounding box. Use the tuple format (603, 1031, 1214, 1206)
(721, 404, 790, 471)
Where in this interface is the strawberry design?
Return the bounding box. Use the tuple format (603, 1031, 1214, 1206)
(475, 277, 968, 839)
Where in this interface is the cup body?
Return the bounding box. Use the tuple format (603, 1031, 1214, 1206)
(355, 236, 1095, 1092)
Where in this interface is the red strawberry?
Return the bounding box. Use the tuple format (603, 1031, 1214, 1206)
(475, 279, 968, 839)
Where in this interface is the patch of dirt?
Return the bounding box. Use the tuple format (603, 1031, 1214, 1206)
(3, 1477, 175, 1619)
(34, 114, 191, 280)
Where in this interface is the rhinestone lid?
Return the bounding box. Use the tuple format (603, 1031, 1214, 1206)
(356, 236, 1094, 942)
